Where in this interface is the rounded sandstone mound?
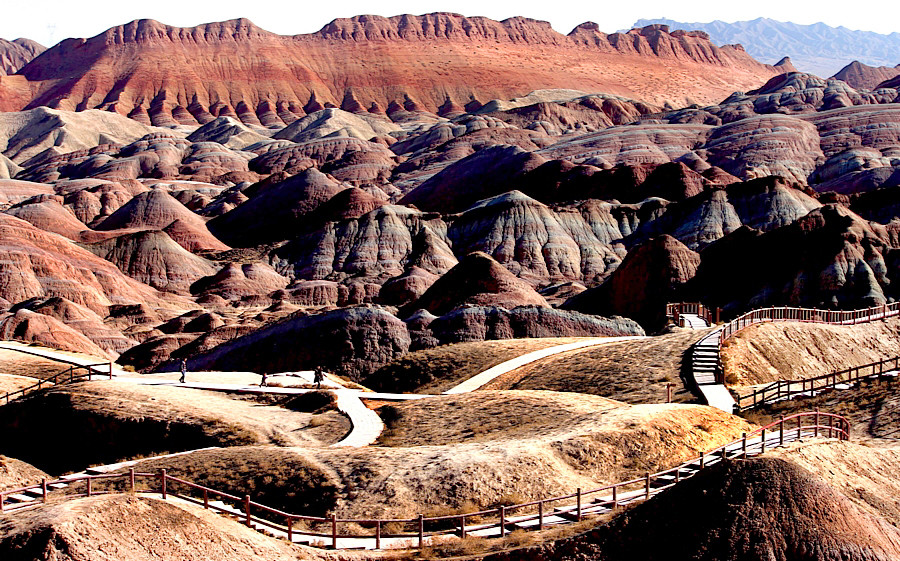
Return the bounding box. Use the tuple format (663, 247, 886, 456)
(720, 315, 900, 388)
(0, 381, 349, 473)
(496, 457, 900, 561)
(0, 456, 48, 492)
(0, 495, 313, 561)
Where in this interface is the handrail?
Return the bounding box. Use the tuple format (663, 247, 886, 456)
(666, 302, 718, 327)
(0, 411, 849, 549)
(719, 303, 900, 344)
(1, 362, 114, 405)
(737, 355, 900, 411)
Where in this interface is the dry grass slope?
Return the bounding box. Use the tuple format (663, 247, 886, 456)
(365, 338, 590, 393)
(742, 377, 900, 441)
(0, 495, 322, 561)
(479, 457, 900, 561)
(721, 316, 900, 388)
(0, 456, 48, 492)
(105, 391, 754, 522)
(769, 440, 900, 527)
(0, 381, 349, 473)
(480, 329, 709, 404)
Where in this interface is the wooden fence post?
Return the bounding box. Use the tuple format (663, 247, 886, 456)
(459, 515, 466, 538)
(815, 408, 820, 437)
(499, 507, 505, 537)
(612, 485, 618, 509)
(576, 488, 582, 521)
(644, 473, 651, 499)
(419, 513, 426, 546)
(760, 429, 766, 453)
(376, 520, 381, 549)
(42, 478, 47, 503)
(160, 469, 167, 499)
(331, 514, 337, 549)
(287, 516, 293, 543)
(742, 433, 747, 457)
(538, 501, 544, 530)
(244, 495, 251, 527)
(108, 361, 113, 379)
(86, 477, 92, 497)
(129, 468, 135, 493)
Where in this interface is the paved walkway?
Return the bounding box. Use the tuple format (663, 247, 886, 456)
(679, 313, 710, 329)
(443, 336, 648, 394)
(8, 422, 828, 549)
(686, 327, 736, 413)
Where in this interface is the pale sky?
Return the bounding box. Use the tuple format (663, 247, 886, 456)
(3, 0, 898, 47)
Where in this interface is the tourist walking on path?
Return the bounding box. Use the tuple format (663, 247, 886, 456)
(179, 359, 187, 384)
(314, 366, 324, 389)
(260, 372, 268, 387)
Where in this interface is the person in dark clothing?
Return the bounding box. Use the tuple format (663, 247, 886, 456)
(260, 372, 268, 387)
(179, 359, 187, 384)
(313, 366, 324, 389)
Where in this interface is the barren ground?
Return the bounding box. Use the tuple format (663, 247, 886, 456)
(0, 456, 48, 492)
(0, 495, 328, 561)
(105, 391, 756, 521)
(741, 376, 900, 442)
(768, 439, 900, 526)
(721, 317, 900, 388)
(364, 338, 591, 393)
(0, 349, 74, 381)
(479, 329, 710, 404)
(0, 381, 349, 474)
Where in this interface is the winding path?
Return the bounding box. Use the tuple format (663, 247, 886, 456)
(0, 306, 881, 550)
(442, 336, 648, 394)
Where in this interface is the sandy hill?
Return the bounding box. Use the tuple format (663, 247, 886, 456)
(12, 16, 782, 124)
(0, 495, 315, 561)
(491, 456, 900, 561)
(0, 381, 349, 473)
(0, 107, 171, 165)
(721, 315, 900, 388)
(126, 391, 751, 520)
(0, 455, 48, 492)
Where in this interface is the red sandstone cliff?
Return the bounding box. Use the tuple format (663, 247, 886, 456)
(14, 15, 783, 126)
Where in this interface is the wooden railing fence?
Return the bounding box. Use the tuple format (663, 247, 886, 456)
(665, 302, 718, 327)
(0, 411, 849, 549)
(719, 303, 900, 344)
(737, 356, 900, 411)
(1, 362, 114, 405)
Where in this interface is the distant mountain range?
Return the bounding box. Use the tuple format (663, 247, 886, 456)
(635, 17, 900, 78)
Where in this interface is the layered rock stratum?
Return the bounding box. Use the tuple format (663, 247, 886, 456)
(9, 16, 784, 122)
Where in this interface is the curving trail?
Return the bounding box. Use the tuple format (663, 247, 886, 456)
(0, 411, 849, 550)
(684, 304, 900, 413)
(0, 307, 881, 550)
(442, 336, 648, 394)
